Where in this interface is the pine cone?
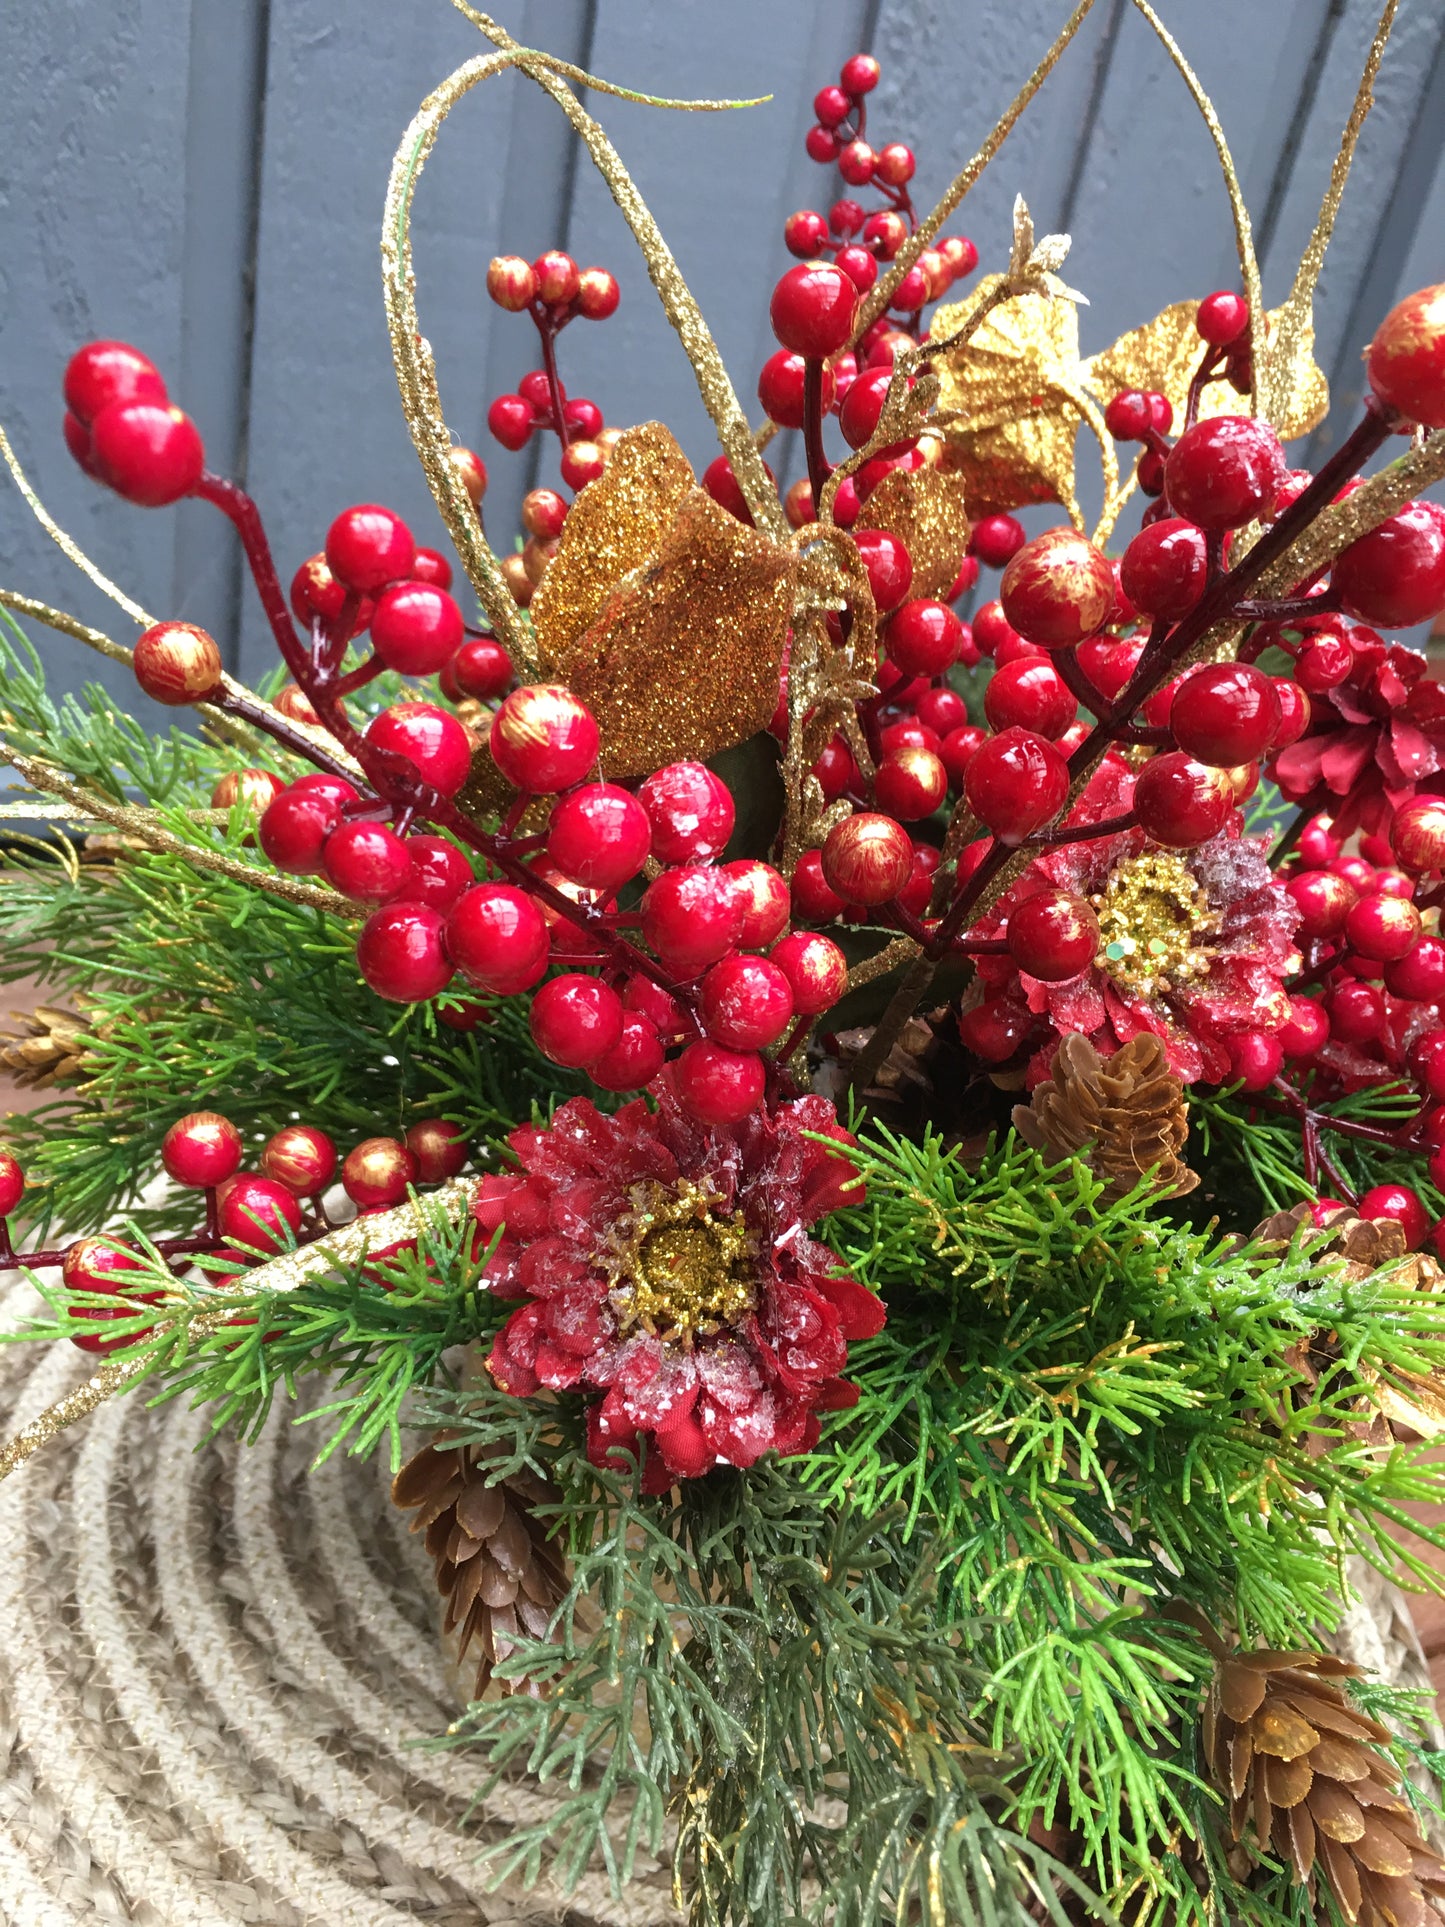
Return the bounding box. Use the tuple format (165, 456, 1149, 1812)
(1252, 1202, 1445, 1293)
(1205, 1646, 1445, 1926)
(831, 1011, 944, 1100)
(392, 1438, 568, 1698)
(0, 1001, 96, 1090)
(1012, 1031, 1199, 1203)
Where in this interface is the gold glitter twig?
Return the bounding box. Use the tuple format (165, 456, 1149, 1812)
(852, 0, 1100, 342)
(0, 1178, 476, 1486)
(0, 590, 134, 665)
(1124, 1, 1263, 415)
(844, 935, 918, 999)
(458, 12, 787, 541)
(0, 425, 156, 629)
(1, 746, 356, 918)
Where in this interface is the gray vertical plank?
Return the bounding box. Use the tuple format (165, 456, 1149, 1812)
(169, 0, 272, 671)
(0, 0, 194, 717)
(529, 0, 870, 495)
(239, 1, 547, 680)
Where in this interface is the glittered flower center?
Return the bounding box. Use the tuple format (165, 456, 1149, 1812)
(603, 1181, 755, 1344)
(1092, 849, 1219, 995)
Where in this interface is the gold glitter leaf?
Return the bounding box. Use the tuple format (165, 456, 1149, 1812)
(1081, 300, 1328, 441)
(531, 422, 695, 662)
(556, 488, 797, 778)
(860, 467, 972, 601)
(933, 278, 1084, 518)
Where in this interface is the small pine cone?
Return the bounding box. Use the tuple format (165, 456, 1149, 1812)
(1205, 1646, 1445, 1926)
(1252, 1203, 1445, 1292)
(0, 1002, 96, 1090)
(1012, 1031, 1199, 1204)
(391, 1437, 567, 1698)
(832, 1011, 943, 1099)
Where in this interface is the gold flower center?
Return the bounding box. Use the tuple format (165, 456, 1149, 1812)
(600, 1180, 755, 1344)
(1091, 849, 1219, 996)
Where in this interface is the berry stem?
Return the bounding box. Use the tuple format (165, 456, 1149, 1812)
(802, 358, 831, 506)
(190, 472, 308, 680)
(534, 312, 571, 450)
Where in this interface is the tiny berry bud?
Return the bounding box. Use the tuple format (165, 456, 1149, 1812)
(839, 53, 880, 94)
(532, 249, 579, 305)
(488, 394, 534, 451)
(161, 1112, 243, 1189)
(1195, 290, 1250, 346)
(133, 620, 224, 706)
(785, 209, 830, 258)
(486, 255, 537, 310)
(575, 267, 620, 319)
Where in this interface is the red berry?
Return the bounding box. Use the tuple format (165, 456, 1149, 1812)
(1286, 870, 1356, 938)
(805, 124, 841, 163)
(402, 835, 472, 912)
(559, 440, 606, 491)
(1119, 518, 1210, 622)
(1196, 291, 1250, 346)
(259, 786, 345, 874)
(325, 504, 416, 594)
(885, 599, 962, 676)
(289, 553, 373, 636)
(838, 365, 899, 450)
(63, 341, 166, 423)
(132, 620, 224, 706)
(1226, 1031, 1284, 1091)
(1415, 1030, 1445, 1099)
(0, 1151, 23, 1218)
(785, 209, 830, 258)
(218, 1173, 303, 1255)
(830, 198, 866, 236)
(1344, 892, 1421, 962)
(853, 528, 914, 613)
(1168, 663, 1281, 766)
(770, 932, 847, 1014)
(575, 268, 620, 320)
(721, 860, 791, 948)
(89, 402, 203, 505)
(699, 955, 794, 1049)
(366, 702, 473, 797)
(835, 246, 879, 295)
(1077, 636, 1143, 703)
(758, 349, 833, 429)
(1131, 753, 1234, 849)
(1298, 814, 1341, 866)
(1006, 890, 1099, 981)
(342, 1137, 418, 1211)
(1358, 1182, 1430, 1250)
(530, 975, 624, 1068)
(840, 52, 880, 93)
(916, 687, 969, 736)
(965, 515, 1023, 569)
(533, 249, 580, 305)
(358, 901, 454, 1002)
(984, 658, 1077, 741)
(1279, 995, 1330, 1057)
(1271, 680, 1311, 747)
(1292, 632, 1352, 693)
(814, 84, 851, 126)
(489, 685, 599, 793)
(879, 719, 938, 755)
(1333, 501, 1445, 628)
(589, 1014, 665, 1093)
(821, 812, 914, 906)
(1385, 935, 1445, 1001)
(323, 820, 413, 904)
(1103, 390, 1154, 441)
(1367, 285, 1445, 428)
(547, 783, 651, 890)
(673, 1042, 766, 1124)
(410, 548, 452, 591)
(874, 747, 947, 821)
(442, 637, 513, 702)
(622, 974, 684, 1039)
(1000, 529, 1114, 649)
(941, 724, 986, 787)
(64, 1236, 157, 1351)
(638, 762, 735, 864)
(964, 729, 1070, 845)
(889, 265, 930, 313)
(1391, 796, 1445, 874)
(972, 600, 1023, 659)
(1137, 449, 1167, 496)
(1163, 416, 1286, 530)
(957, 998, 1032, 1064)
(161, 1112, 243, 1188)
(702, 455, 757, 524)
(446, 884, 550, 993)
(260, 1124, 337, 1196)
(488, 394, 534, 450)
(875, 141, 915, 186)
(770, 263, 859, 359)
(486, 255, 537, 310)
(838, 139, 877, 186)
(791, 849, 845, 922)
(814, 734, 860, 801)
(641, 866, 743, 973)
(399, 1119, 466, 1184)
(369, 583, 463, 676)
(1328, 978, 1386, 1046)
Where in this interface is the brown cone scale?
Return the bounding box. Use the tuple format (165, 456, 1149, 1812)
(1012, 1031, 1198, 1203)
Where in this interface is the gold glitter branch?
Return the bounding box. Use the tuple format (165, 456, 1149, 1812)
(1, 746, 355, 918)
(0, 1178, 476, 1486)
(853, 0, 1100, 341)
(459, 12, 787, 540)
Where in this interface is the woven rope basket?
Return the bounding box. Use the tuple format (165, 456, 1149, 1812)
(2, 1267, 1440, 1927)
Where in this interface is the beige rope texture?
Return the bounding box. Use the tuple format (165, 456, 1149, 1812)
(0, 1279, 680, 1926)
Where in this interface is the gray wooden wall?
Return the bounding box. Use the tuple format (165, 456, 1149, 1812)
(2, 0, 1444, 722)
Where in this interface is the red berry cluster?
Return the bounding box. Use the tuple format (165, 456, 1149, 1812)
(62, 341, 206, 506)
(484, 248, 620, 512)
(0, 1112, 469, 1353)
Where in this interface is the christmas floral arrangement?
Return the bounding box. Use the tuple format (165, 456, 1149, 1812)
(5, 3, 1445, 1923)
